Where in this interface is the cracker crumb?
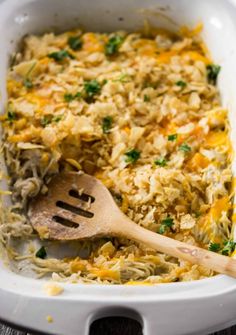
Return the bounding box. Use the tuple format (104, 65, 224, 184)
(44, 283, 64, 296)
(180, 214, 196, 230)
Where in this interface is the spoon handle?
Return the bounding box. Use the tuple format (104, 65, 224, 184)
(118, 218, 236, 278)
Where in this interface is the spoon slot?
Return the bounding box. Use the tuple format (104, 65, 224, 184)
(56, 200, 94, 218)
(69, 189, 95, 203)
(52, 215, 79, 228)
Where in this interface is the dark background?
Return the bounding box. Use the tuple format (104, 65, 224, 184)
(0, 319, 235, 335)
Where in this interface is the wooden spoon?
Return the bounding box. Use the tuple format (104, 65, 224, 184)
(29, 172, 236, 278)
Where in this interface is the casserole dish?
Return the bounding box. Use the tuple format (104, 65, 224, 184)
(1, 0, 236, 334)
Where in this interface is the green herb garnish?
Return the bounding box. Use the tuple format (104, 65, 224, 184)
(84, 79, 101, 98)
(68, 36, 83, 51)
(105, 35, 124, 56)
(48, 50, 74, 62)
(207, 64, 221, 85)
(102, 116, 113, 134)
(52, 115, 63, 123)
(222, 240, 236, 256)
(23, 78, 33, 89)
(194, 211, 201, 218)
(41, 114, 63, 126)
(64, 92, 81, 102)
(208, 242, 221, 252)
(74, 92, 82, 99)
(22, 62, 37, 89)
(179, 143, 191, 152)
(35, 246, 47, 259)
(124, 149, 141, 164)
(7, 110, 17, 123)
(154, 158, 167, 167)
(159, 217, 174, 234)
(168, 134, 177, 141)
(176, 80, 187, 88)
(64, 93, 74, 102)
(40, 115, 52, 127)
(144, 94, 150, 102)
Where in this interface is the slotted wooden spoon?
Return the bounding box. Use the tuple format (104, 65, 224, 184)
(29, 172, 236, 278)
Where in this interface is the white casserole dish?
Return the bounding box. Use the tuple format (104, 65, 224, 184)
(1, 0, 236, 334)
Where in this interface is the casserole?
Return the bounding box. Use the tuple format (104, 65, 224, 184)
(1, 0, 236, 334)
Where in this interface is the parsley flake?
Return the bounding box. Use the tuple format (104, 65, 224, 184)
(23, 78, 33, 89)
(64, 93, 74, 102)
(105, 35, 124, 56)
(168, 134, 177, 141)
(68, 36, 83, 51)
(84, 80, 101, 98)
(208, 242, 221, 252)
(159, 217, 174, 234)
(7, 110, 17, 123)
(74, 92, 82, 99)
(40, 115, 52, 127)
(176, 80, 187, 88)
(222, 240, 236, 256)
(207, 64, 221, 85)
(144, 94, 150, 102)
(179, 143, 191, 152)
(64, 92, 81, 102)
(52, 115, 63, 123)
(102, 116, 113, 134)
(154, 158, 167, 167)
(124, 149, 141, 164)
(48, 50, 74, 62)
(35, 246, 47, 259)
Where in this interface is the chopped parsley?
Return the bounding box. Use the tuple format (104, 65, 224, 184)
(7, 110, 17, 123)
(144, 94, 150, 102)
(207, 64, 221, 85)
(176, 80, 187, 88)
(41, 114, 63, 126)
(52, 115, 63, 123)
(168, 134, 177, 141)
(179, 143, 191, 152)
(48, 50, 74, 62)
(208, 242, 221, 252)
(64, 92, 81, 102)
(159, 217, 174, 234)
(23, 62, 37, 89)
(124, 149, 141, 164)
(102, 116, 113, 134)
(40, 115, 52, 127)
(221, 240, 236, 256)
(23, 78, 33, 89)
(194, 211, 201, 218)
(35, 246, 47, 259)
(208, 240, 236, 255)
(74, 92, 82, 99)
(154, 158, 167, 167)
(84, 79, 101, 98)
(105, 35, 124, 56)
(64, 93, 74, 102)
(68, 35, 83, 51)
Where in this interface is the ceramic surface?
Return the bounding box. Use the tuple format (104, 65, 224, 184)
(0, 1, 236, 334)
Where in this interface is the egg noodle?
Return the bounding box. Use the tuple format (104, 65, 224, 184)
(0, 24, 234, 284)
